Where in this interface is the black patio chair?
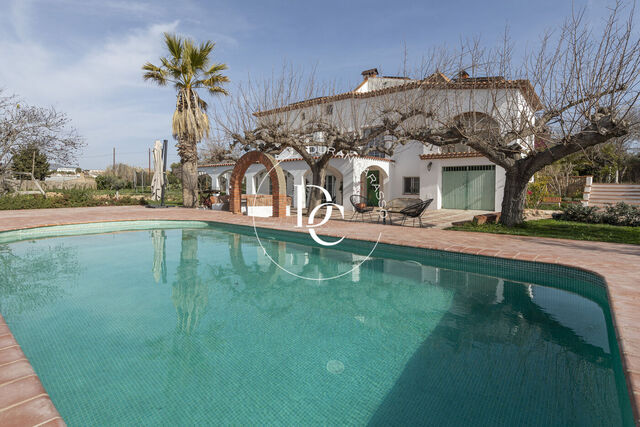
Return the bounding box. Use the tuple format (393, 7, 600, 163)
(349, 195, 375, 222)
(389, 198, 433, 227)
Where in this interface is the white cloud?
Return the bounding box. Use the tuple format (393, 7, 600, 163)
(0, 19, 184, 167)
(8, 0, 33, 40)
(0, 0, 244, 168)
(101, 0, 154, 14)
(0, 20, 179, 103)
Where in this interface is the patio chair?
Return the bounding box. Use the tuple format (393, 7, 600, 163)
(349, 195, 375, 222)
(199, 190, 216, 209)
(389, 199, 433, 227)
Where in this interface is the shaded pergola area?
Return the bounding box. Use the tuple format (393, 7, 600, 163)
(229, 151, 288, 217)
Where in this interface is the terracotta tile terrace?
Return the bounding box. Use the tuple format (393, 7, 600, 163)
(0, 205, 639, 424)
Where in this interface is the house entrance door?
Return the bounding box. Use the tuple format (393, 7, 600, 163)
(366, 170, 380, 206)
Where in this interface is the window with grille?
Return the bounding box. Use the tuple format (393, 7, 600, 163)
(403, 177, 420, 194)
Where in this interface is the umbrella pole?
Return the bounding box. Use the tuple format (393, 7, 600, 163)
(160, 139, 168, 207)
(147, 139, 170, 209)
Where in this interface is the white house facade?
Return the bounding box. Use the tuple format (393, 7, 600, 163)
(199, 69, 539, 214)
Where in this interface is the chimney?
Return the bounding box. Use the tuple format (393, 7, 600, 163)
(457, 70, 469, 80)
(361, 68, 379, 80)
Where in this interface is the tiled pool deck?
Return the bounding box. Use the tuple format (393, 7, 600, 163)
(0, 206, 639, 425)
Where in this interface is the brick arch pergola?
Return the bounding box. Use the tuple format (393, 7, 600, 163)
(229, 151, 287, 217)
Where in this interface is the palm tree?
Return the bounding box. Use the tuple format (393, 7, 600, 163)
(143, 33, 229, 207)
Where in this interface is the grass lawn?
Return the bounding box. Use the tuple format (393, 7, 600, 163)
(448, 219, 640, 245)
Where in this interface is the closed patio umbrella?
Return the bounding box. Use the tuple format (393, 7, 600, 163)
(151, 229, 167, 284)
(151, 140, 164, 201)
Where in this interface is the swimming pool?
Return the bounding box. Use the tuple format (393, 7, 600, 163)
(0, 221, 634, 425)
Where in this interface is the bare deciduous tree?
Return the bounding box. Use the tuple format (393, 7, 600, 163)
(0, 90, 83, 192)
(377, 2, 640, 225)
(218, 67, 387, 210)
(217, 3, 639, 224)
(541, 159, 581, 198)
(199, 138, 241, 164)
(570, 109, 640, 183)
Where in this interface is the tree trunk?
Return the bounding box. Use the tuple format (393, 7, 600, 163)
(173, 230, 206, 334)
(177, 135, 199, 208)
(181, 159, 198, 208)
(307, 164, 327, 212)
(499, 168, 530, 226)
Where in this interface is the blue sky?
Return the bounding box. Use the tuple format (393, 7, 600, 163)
(0, 0, 610, 168)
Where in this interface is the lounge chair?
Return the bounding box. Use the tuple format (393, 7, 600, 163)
(349, 195, 375, 222)
(388, 199, 433, 227)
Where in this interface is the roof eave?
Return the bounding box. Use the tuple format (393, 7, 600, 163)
(255, 78, 544, 117)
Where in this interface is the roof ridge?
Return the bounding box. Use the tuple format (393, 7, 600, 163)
(199, 154, 395, 168)
(255, 76, 542, 117)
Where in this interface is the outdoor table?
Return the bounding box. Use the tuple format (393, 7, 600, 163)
(381, 209, 404, 225)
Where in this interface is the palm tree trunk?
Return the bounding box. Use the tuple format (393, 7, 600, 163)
(182, 159, 198, 208)
(179, 136, 199, 208)
(172, 230, 207, 334)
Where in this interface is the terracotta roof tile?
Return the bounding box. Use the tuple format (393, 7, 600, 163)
(424, 72, 451, 83)
(419, 152, 485, 160)
(256, 76, 542, 117)
(199, 162, 236, 168)
(199, 154, 394, 168)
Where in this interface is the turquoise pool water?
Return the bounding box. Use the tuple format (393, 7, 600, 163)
(0, 222, 633, 426)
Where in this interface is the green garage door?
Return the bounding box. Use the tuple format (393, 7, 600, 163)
(442, 165, 495, 210)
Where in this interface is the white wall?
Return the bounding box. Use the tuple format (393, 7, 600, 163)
(388, 141, 424, 202)
(243, 205, 291, 217)
(201, 153, 505, 213)
(200, 156, 392, 212)
(200, 81, 536, 215)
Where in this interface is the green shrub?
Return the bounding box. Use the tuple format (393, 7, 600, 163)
(0, 194, 54, 210)
(601, 202, 640, 227)
(60, 189, 94, 206)
(556, 204, 601, 223)
(526, 178, 550, 209)
(95, 175, 131, 190)
(555, 202, 640, 227)
(167, 171, 181, 187)
(95, 175, 110, 190)
(0, 190, 146, 210)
